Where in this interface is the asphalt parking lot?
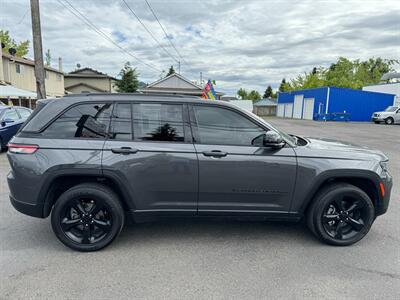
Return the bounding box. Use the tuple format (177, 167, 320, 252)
(0, 119, 399, 299)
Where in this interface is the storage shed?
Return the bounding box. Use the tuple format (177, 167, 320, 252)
(253, 98, 277, 116)
(277, 87, 396, 121)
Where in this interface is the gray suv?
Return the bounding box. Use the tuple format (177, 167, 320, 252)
(7, 94, 392, 251)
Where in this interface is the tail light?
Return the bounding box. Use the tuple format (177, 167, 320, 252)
(7, 144, 39, 154)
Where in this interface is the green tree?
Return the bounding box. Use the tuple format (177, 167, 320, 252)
(287, 57, 398, 91)
(45, 49, 51, 66)
(0, 30, 29, 57)
(166, 65, 175, 76)
(263, 85, 274, 98)
(247, 90, 261, 101)
(278, 78, 291, 92)
(237, 88, 248, 99)
(115, 62, 139, 92)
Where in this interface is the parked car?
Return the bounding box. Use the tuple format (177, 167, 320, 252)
(7, 94, 392, 251)
(371, 106, 400, 124)
(0, 105, 32, 151)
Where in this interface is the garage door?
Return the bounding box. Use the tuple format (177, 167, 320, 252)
(293, 95, 304, 119)
(284, 103, 293, 118)
(302, 98, 315, 120)
(277, 104, 284, 117)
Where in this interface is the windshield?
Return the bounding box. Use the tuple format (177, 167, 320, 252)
(246, 110, 297, 146)
(384, 106, 398, 112)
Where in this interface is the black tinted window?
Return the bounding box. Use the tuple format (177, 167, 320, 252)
(44, 103, 112, 139)
(193, 105, 264, 146)
(110, 103, 132, 140)
(133, 103, 184, 142)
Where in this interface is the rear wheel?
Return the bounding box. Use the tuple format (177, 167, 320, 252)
(51, 183, 124, 251)
(385, 117, 394, 125)
(307, 183, 375, 246)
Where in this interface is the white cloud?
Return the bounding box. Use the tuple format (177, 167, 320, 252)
(1, 0, 399, 94)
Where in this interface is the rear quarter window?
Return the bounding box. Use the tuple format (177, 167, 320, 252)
(42, 103, 113, 139)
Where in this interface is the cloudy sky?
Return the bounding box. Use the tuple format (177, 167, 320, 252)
(1, 0, 399, 95)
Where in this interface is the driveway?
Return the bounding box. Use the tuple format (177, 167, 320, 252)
(0, 119, 399, 299)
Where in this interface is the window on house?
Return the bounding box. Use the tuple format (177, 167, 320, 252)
(132, 103, 185, 142)
(56, 73, 62, 81)
(45, 70, 49, 79)
(15, 64, 23, 74)
(43, 103, 113, 139)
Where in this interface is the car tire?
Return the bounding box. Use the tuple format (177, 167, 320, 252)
(385, 117, 394, 125)
(51, 183, 125, 252)
(307, 183, 375, 246)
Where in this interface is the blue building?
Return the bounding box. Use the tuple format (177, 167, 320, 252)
(277, 87, 396, 121)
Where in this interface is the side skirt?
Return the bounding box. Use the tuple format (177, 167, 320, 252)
(126, 210, 303, 224)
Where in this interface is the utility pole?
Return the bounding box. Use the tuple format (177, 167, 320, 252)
(30, 0, 46, 99)
(178, 61, 181, 74)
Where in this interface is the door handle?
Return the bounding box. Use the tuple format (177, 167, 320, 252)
(202, 150, 228, 158)
(111, 147, 138, 154)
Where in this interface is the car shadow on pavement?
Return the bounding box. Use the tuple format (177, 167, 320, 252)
(1, 217, 320, 253)
(114, 219, 320, 250)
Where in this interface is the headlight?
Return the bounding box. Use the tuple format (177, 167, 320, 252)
(380, 160, 389, 172)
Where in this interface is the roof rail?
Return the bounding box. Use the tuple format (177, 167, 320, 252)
(64, 92, 200, 99)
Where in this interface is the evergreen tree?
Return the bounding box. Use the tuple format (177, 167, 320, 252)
(115, 62, 139, 92)
(278, 78, 291, 92)
(166, 65, 175, 76)
(263, 85, 274, 98)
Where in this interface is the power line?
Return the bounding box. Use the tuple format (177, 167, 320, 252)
(144, 0, 189, 67)
(17, 8, 30, 25)
(121, 0, 179, 64)
(56, 0, 161, 72)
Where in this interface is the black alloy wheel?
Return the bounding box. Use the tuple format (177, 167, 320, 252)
(321, 195, 369, 240)
(51, 183, 124, 251)
(307, 183, 375, 246)
(60, 198, 113, 245)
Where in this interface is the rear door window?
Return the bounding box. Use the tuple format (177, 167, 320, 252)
(109, 103, 132, 140)
(132, 103, 185, 142)
(43, 103, 113, 139)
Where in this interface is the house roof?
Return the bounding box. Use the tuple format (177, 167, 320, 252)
(64, 82, 107, 93)
(145, 73, 223, 96)
(65, 67, 117, 80)
(146, 73, 203, 89)
(254, 99, 277, 106)
(0, 84, 37, 98)
(2, 53, 64, 74)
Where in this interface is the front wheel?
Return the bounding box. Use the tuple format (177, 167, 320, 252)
(385, 117, 394, 125)
(51, 183, 125, 251)
(307, 183, 375, 246)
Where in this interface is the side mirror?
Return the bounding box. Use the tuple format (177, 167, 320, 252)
(252, 131, 285, 148)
